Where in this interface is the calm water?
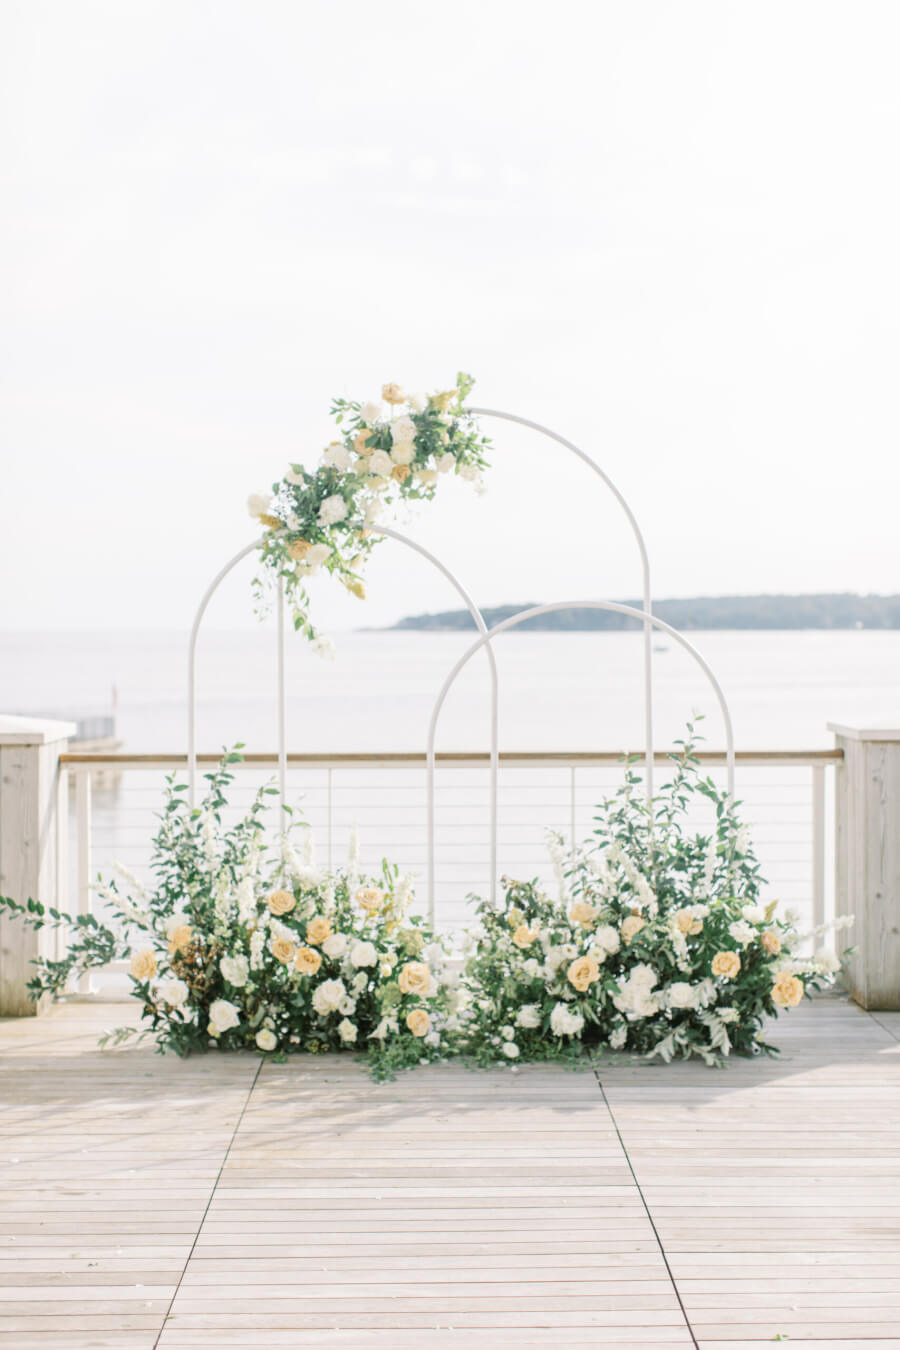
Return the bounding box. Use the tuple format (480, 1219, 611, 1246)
(2, 627, 898, 752)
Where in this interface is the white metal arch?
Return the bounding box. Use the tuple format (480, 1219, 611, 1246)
(470, 406, 655, 796)
(425, 600, 736, 918)
(187, 529, 499, 902)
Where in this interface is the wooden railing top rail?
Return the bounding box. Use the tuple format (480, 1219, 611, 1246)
(60, 748, 844, 767)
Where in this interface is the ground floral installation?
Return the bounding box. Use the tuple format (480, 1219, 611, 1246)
(2, 754, 457, 1081)
(248, 372, 492, 646)
(1, 730, 849, 1077)
(460, 725, 848, 1068)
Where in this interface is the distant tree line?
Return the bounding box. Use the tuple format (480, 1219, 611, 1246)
(391, 594, 900, 632)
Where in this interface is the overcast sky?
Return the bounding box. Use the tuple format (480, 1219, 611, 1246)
(2, 1, 899, 633)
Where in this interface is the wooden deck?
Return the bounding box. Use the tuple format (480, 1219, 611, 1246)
(1, 995, 898, 1349)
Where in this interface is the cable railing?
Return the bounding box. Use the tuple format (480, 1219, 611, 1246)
(57, 747, 842, 992)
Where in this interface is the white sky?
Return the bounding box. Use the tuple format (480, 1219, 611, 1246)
(2, 0, 899, 632)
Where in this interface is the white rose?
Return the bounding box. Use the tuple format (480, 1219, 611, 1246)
(322, 933, 347, 960)
(667, 982, 696, 1010)
(436, 452, 455, 474)
(407, 392, 426, 412)
(379, 959, 393, 977)
(390, 415, 416, 444)
(459, 463, 479, 481)
(317, 494, 348, 526)
(312, 978, 346, 1016)
(337, 1018, 358, 1044)
(351, 971, 368, 993)
(609, 1025, 628, 1049)
(501, 1025, 515, 1041)
(390, 440, 415, 466)
(368, 450, 392, 477)
(247, 493, 272, 519)
(358, 401, 384, 424)
(220, 954, 249, 988)
(521, 958, 542, 979)
(502, 1042, 520, 1059)
(208, 999, 240, 1036)
(515, 1004, 541, 1029)
(338, 994, 357, 1016)
(306, 543, 332, 566)
(814, 947, 840, 975)
(158, 977, 189, 1008)
(728, 920, 757, 947)
(741, 903, 766, 923)
(255, 1028, 277, 1052)
(350, 940, 378, 968)
(321, 442, 353, 471)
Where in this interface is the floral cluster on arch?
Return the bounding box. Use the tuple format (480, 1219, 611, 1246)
(248, 372, 492, 647)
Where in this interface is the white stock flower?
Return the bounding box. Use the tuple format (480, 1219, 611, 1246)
(358, 400, 384, 424)
(220, 954, 249, 988)
(459, 463, 479, 481)
(351, 971, 368, 993)
(612, 965, 660, 1020)
(312, 979, 346, 1015)
(235, 879, 256, 925)
(313, 635, 336, 659)
(247, 492, 272, 519)
(158, 977, 189, 1008)
(741, 903, 766, 923)
(609, 1025, 628, 1050)
(515, 1004, 541, 1029)
(349, 940, 378, 968)
(814, 948, 841, 975)
(249, 928, 266, 970)
(337, 1018, 358, 1044)
(367, 449, 392, 477)
(521, 958, 542, 979)
(317, 494, 348, 526)
(255, 1028, 277, 1052)
(545, 946, 570, 972)
(321, 442, 353, 471)
(550, 1003, 585, 1038)
(208, 1000, 240, 1036)
(322, 933, 347, 960)
(370, 1015, 399, 1041)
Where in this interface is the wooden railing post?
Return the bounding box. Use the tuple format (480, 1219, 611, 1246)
(829, 723, 900, 1010)
(0, 715, 76, 1015)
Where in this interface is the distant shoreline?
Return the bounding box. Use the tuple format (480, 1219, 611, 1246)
(388, 594, 900, 632)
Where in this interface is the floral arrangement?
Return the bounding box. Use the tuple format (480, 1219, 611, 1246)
(2, 754, 457, 1080)
(460, 725, 847, 1067)
(248, 372, 492, 644)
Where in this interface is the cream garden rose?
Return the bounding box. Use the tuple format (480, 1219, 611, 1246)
(255, 1028, 277, 1052)
(398, 961, 433, 997)
(567, 955, 600, 993)
(130, 948, 157, 981)
(293, 946, 322, 976)
(406, 1008, 431, 1037)
(267, 889, 296, 916)
(355, 887, 384, 915)
(305, 915, 332, 946)
(621, 914, 646, 944)
(771, 971, 804, 1008)
(270, 936, 296, 964)
(511, 925, 538, 949)
(208, 999, 240, 1036)
(711, 951, 741, 979)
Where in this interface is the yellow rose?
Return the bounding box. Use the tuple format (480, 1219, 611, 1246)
(271, 936, 296, 964)
(353, 429, 373, 453)
(621, 915, 645, 944)
(568, 900, 597, 928)
(711, 950, 741, 979)
(305, 915, 332, 946)
(267, 889, 296, 916)
(391, 464, 411, 483)
(287, 539, 311, 561)
(761, 930, 781, 955)
(398, 961, 433, 997)
(168, 925, 192, 955)
(294, 946, 322, 976)
(355, 887, 384, 914)
(382, 382, 405, 404)
(512, 925, 538, 949)
(130, 948, 157, 981)
(507, 907, 525, 928)
(567, 955, 600, 993)
(406, 1008, 431, 1037)
(771, 971, 804, 1008)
